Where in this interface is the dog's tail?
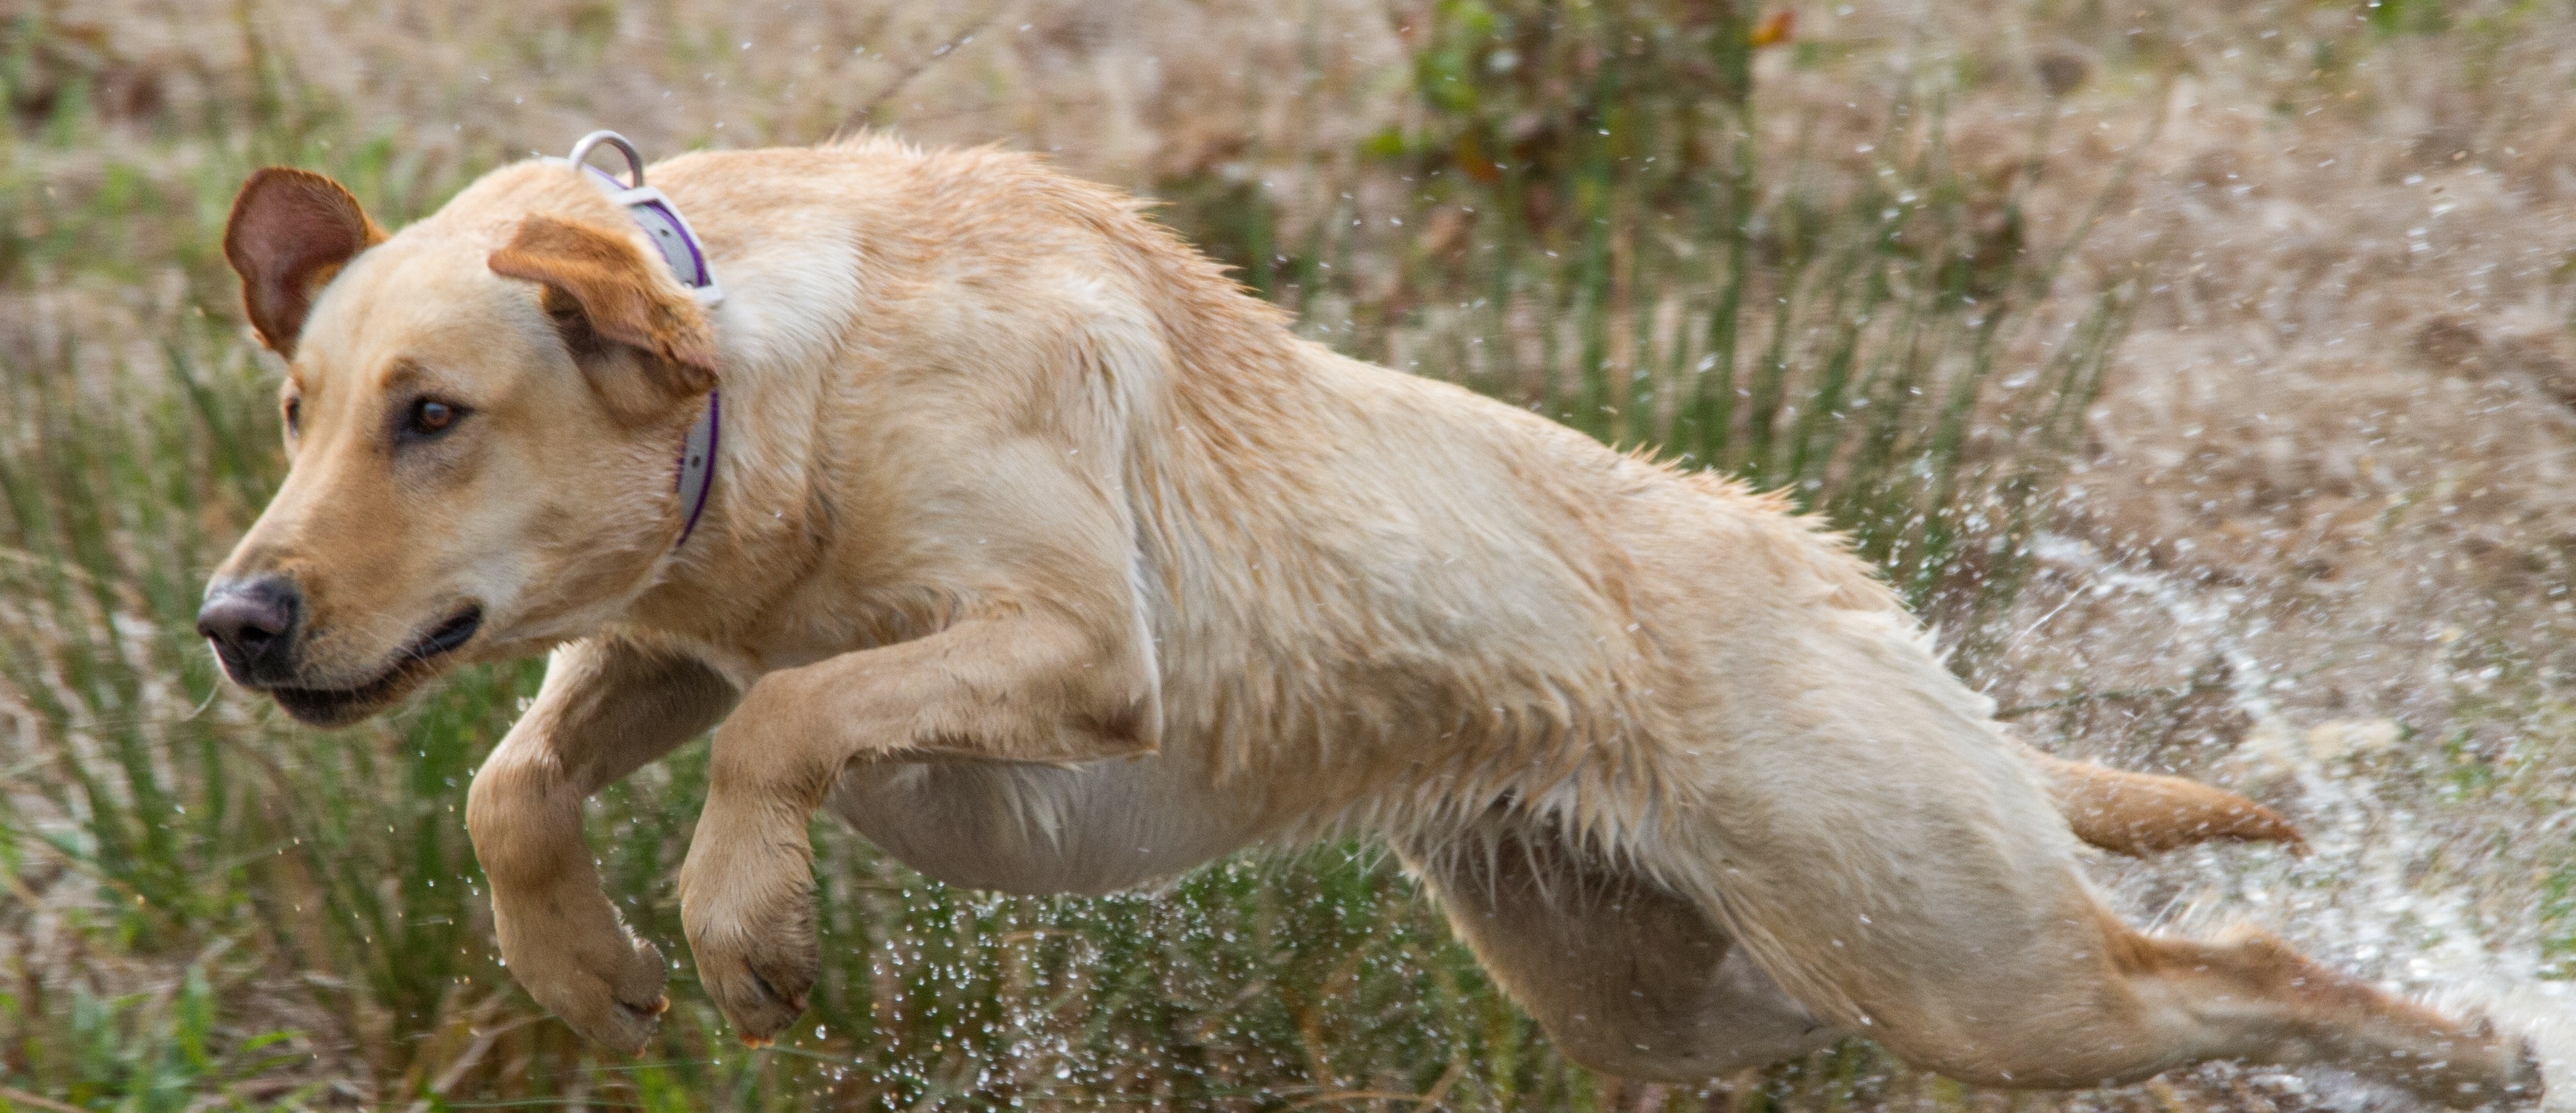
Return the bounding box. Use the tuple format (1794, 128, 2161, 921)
(2023, 747, 2306, 857)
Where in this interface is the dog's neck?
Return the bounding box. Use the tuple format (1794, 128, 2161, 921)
(549, 134, 826, 664)
(587, 173, 838, 662)
(553, 132, 726, 553)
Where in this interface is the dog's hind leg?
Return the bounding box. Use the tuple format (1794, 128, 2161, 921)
(1399, 821, 1839, 1082)
(1929, 904, 2539, 1103)
(1638, 639, 2538, 1104)
(1647, 807, 2537, 1104)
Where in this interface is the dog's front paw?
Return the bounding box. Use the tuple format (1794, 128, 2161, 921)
(500, 912, 671, 1054)
(679, 854, 819, 1045)
(682, 894, 818, 1044)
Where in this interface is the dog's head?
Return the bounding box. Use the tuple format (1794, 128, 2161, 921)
(199, 165, 719, 726)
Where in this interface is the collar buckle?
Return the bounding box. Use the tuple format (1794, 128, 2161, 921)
(552, 130, 724, 307)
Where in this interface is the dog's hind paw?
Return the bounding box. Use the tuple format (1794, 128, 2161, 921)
(2427, 981, 2575, 1110)
(2519, 999, 2576, 1111)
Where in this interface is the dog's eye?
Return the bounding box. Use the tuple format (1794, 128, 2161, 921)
(283, 397, 301, 437)
(403, 399, 464, 440)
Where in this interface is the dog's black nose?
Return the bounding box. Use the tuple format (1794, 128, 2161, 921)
(198, 576, 300, 681)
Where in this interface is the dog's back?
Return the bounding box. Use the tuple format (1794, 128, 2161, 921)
(658, 140, 2282, 869)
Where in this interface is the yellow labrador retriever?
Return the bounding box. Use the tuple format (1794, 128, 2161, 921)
(201, 135, 2549, 1104)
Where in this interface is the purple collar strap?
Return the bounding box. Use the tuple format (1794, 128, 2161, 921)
(673, 390, 719, 546)
(551, 131, 724, 550)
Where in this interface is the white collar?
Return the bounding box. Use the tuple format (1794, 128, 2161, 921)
(549, 130, 723, 550)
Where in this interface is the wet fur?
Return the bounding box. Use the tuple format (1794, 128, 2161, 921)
(210, 138, 2548, 1105)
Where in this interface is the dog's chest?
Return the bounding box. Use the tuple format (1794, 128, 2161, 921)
(647, 614, 869, 690)
(826, 752, 1255, 896)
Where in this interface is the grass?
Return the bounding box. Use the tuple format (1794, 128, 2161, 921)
(13, 1, 2544, 1109)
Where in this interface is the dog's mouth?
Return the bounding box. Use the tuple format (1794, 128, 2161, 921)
(264, 606, 483, 727)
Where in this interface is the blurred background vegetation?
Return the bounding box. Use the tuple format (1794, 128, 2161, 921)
(6, 0, 2576, 1109)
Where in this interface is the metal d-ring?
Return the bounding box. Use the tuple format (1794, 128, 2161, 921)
(567, 130, 647, 190)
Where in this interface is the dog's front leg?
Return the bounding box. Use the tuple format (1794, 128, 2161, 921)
(677, 606, 1159, 1042)
(466, 638, 740, 1053)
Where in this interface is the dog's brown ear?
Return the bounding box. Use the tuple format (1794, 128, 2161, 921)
(488, 215, 718, 401)
(224, 168, 387, 358)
